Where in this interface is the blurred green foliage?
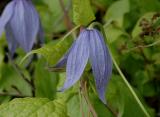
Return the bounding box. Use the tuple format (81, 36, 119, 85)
(0, 0, 160, 116)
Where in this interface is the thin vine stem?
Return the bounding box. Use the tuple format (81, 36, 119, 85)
(126, 39, 160, 52)
(89, 22, 151, 117)
(111, 54, 150, 117)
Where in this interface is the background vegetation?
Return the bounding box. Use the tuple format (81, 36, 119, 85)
(0, 0, 160, 117)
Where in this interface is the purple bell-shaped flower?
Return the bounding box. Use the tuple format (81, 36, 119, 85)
(0, 0, 44, 55)
(55, 28, 112, 104)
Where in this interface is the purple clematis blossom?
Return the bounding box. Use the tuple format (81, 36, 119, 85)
(0, 0, 44, 55)
(55, 28, 112, 104)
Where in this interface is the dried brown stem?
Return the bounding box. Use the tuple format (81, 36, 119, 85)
(81, 80, 98, 117)
(59, 0, 73, 30)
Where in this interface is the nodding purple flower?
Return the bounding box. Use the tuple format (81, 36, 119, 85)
(55, 28, 112, 104)
(0, 0, 44, 55)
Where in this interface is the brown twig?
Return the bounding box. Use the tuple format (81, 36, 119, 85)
(80, 80, 98, 117)
(46, 66, 65, 72)
(59, 0, 73, 30)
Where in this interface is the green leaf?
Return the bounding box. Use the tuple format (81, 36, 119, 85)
(0, 64, 32, 96)
(89, 93, 114, 117)
(104, 24, 126, 43)
(35, 37, 73, 66)
(34, 59, 59, 100)
(73, 0, 95, 26)
(107, 75, 155, 117)
(133, 71, 156, 97)
(104, 0, 130, 27)
(0, 98, 68, 117)
(67, 94, 89, 117)
(22, 37, 73, 66)
(93, 0, 115, 7)
(132, 0, 160, 13)
(38, 0, 69, 33)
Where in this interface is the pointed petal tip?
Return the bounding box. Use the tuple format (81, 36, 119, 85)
(21, 45, 32, 53)
(99, 95, 107, 104)
(88, 29, 112, 105)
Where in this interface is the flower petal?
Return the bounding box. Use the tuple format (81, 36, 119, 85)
(54, 40, 77, 68)
(89, 29, 112, 104)
(5, 23, 18, 56)
(54, 53, 69, 68)
(0, 1, 15, 37)
(60, 30, 90, 91)
(9, 0, 39, 52)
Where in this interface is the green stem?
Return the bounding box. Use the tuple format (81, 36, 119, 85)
(126, 39, 160, 52)
(89, 22, 150, 117)
(111, 54, 150, 117)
